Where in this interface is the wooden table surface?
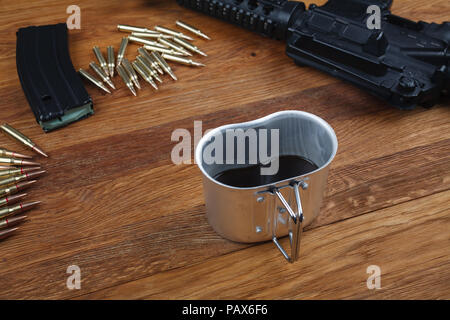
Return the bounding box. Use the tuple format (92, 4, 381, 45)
(0, 0, 449, 300)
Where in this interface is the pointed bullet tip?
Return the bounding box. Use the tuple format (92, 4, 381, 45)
(21, 160, 41, 166)
(21, 201, 41, 210)
(16, 180, 37, 190)
(12, 152, 33, 159)
(7, 193, 27, 202)
(7, 215, 28, 226)
(154, 76, 163, 83)
(27, 170, 46, 179)
(107, 80, 116, 90)
(0, 228, 19, 239)
(32, 146, 48, 158)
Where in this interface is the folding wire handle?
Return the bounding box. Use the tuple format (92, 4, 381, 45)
(272, 182, 306, 263)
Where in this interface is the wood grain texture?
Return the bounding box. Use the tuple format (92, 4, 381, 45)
(80, 190, 450, 300)
(0, 0, 448, 299)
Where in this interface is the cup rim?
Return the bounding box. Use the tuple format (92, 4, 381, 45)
(195, 110, 338, 190)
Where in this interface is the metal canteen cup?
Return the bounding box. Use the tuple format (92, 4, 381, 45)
(195, 111, 338, 263)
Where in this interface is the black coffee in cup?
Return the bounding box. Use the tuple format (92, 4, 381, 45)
(214, 155, 318, 188)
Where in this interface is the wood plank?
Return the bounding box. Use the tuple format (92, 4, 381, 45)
(0, 0, 448, 299)
(0, 83, 447, 299)
(78, 190, 450, 300)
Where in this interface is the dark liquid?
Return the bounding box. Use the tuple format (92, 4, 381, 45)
(213, 155, 319, 188)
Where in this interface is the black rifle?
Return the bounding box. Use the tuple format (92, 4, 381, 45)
(177, 0, 449, 110)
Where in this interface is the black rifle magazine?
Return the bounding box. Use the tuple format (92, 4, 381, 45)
(16, 23, 93, 132)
